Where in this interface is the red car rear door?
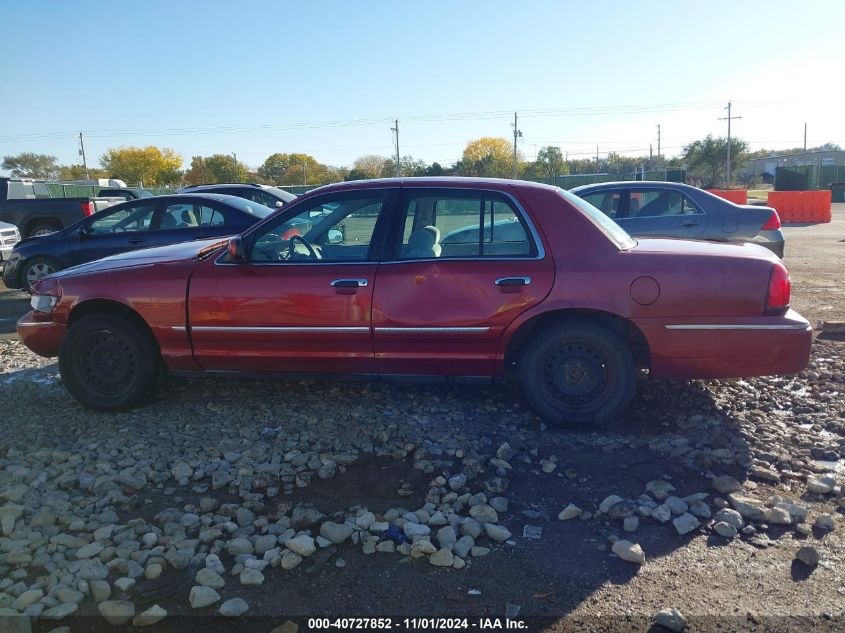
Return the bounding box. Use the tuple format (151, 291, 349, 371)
(372, 187, 554, 377)
(186, 189, 395, 374)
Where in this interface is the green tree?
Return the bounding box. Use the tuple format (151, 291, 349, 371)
(258, 153, 335, 186)
(58, 164, 109, 180)
(535, 146, 567, 178)
(2, 153, 61, 179)
(682, 135, 749, 188)
(99, 146, 183, 185)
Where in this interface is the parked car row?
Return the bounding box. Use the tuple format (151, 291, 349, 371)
(18, 177, 811, 427)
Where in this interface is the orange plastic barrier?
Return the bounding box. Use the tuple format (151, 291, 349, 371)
(706, 189, 748, 205)
(767, 191, 831, 223)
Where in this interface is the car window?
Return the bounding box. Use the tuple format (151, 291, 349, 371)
(629, 190, 702, 218)
(89, 203, 156, 234)
(160, 203, 224, 229)
(557, 188, 636, 250)
(247, 192, 387, 263)
(397, 190, 535, 259)
(579, 191, 623, 219)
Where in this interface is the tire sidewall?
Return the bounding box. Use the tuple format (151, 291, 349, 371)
(520, 322, 635, 426)
(22, 257, 60, 294)
(59, 314, 160, 411)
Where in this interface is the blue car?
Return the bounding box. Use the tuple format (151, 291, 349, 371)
(3, 193, 275, 292)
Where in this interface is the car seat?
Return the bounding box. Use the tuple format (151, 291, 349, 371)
(160, 213, 177, 228)
(405, 225, 441, 258)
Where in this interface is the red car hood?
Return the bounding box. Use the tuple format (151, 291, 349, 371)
(631, 237, 778, 260)
(52, 238, 228, 279)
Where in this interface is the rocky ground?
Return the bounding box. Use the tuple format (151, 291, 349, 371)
(0, 334, 844, 633)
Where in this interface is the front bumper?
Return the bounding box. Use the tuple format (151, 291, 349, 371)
(637, 309, 812, 380)
(17, 311, 67, 358)
(2, 255, 22, 288)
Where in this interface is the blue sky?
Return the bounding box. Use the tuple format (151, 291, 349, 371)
(1, 0, 843, 171)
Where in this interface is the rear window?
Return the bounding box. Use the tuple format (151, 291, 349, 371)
(557, 188, 636, 250)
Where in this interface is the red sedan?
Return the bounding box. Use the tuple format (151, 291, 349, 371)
(18, 178, 812, 426)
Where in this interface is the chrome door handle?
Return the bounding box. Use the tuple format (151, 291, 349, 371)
(494, 276, 531, 287)
(331, 278, 369, 288)
(681, 221, 699, 227)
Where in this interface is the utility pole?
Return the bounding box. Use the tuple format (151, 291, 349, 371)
(596, 145, 599, 168)
(303, 159, 307, 186)
(390, 119, 400, 177)
(231, 153, 238, 181)
(804, 123, 807, 151)
(78, 132, 89, 179)
(511, 112, 522, 179)
(718, 101, 742, 187)
(656, 124, 661, 159)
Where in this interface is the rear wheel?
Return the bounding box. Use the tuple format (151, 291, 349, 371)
(519, 322, 636, 427)
(59, 314, 163, 411)
(22, 257, 61, 293)
(28, 221, 62, 237)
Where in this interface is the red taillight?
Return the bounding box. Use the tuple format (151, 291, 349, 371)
(81, 201, 95, 217)
(761, 210, 781, 231)
(765, 262, 790, 315)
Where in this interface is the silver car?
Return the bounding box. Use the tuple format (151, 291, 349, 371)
(571, 181, 784, 257)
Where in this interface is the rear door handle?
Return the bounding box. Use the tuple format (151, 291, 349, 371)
(331, 278, 369, 288)
(681, 221, 699, 227)
(128, 237, 146, 244)
(494, 276, 531, 287)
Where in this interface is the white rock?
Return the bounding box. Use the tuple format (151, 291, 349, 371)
(611, 539, 645, 564)
(655, 607, 688, 632)
(281, 551, 302, 570)
(558, 504, 582, 520)
(133, 604, 167, 627)
(673, 513, 700, 535)
(403, 522, 431, 538)
(430, 548, 454, 566)
(319, 522, 354, 544)
(623, 516, 639, 532)
(598, 495, 624, 513)
(285, 535, 316, 557)
(189, 586, 220, 609)
(219, 598, 249, 617)
(807, 475, 836, 494)
(468, 505, 498, 523)
(484, 524, 511, 542)
(646, 481, 676, 501)
(195, 568, 225, 589)
(239, 569, 264, 586)
(98, 600, 135, 625)
(713, 522, 737, 538)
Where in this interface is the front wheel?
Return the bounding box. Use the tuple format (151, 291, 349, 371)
(59, 314, 163, 411)
(22, 257, 61, 294)
(519, 322, 636, 427)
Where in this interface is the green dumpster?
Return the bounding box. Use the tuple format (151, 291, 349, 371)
(831, 183, 845, 203)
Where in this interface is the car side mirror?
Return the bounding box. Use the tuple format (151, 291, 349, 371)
(77, 226, 88, 241)
(228, 236, 246, 262)
(327, 229, 343, 244)
(275, 200, 284, 208)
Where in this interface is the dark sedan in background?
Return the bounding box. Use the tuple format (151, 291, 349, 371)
(571, 181, 784, 257)
(3, 193, 274, 292)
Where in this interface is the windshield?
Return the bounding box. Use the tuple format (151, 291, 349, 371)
(557, 188, 636, 250)
(266, 186, 297, 203)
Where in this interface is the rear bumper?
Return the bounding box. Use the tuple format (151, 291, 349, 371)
(17, 312, 66, 358)
(638, 309, 812, 380)
(752, 230, 785, 258)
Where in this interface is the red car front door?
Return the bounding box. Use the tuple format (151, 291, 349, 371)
(372, 187, 554, 377)
(186, 190, 393, 374)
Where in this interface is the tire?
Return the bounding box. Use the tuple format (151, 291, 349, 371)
(59, 313, 163, 411)
(22, 257, 62, 294)
(28, 221, 62, 238)
(518, 321, 636, 427)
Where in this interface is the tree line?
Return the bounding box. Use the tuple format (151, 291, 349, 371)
(2, 138, 841, 189)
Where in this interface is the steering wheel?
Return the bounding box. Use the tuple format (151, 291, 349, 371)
(286, 235, 318, 260)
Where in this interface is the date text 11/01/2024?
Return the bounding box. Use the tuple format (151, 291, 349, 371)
(307, 618, 527, 630)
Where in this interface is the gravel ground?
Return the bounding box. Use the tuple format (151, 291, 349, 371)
(0, 206, 843, 632)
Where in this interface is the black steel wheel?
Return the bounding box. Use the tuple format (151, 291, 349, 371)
(59, 313, 162, 411)
(519, 321, 635, 426)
